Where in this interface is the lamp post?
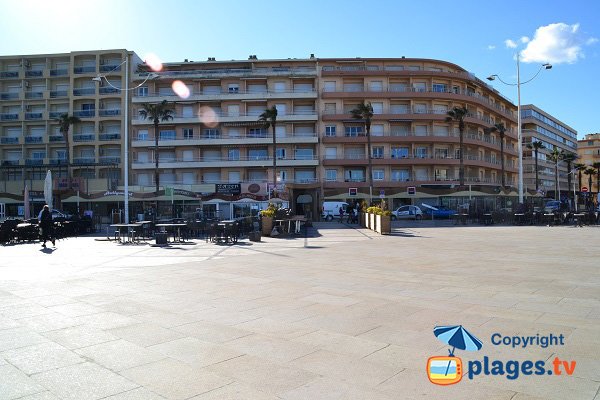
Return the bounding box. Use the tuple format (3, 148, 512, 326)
(93, 58, 158, 223)
(487, 53, 552, 205)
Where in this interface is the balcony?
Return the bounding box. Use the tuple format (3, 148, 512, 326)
(73, 110, 95, 118)
(74, 66, 96, 74)
(49, 135, 64, 142)
(25, 159, 44, 165)
(0, 137, 19, 144)
(131, 131, 318, 147)
(25, 112, 43, 120)
(49, 158, 67, 165)
(0, 71, 19, 78)
(100, 64, 122, 72)
(0, 92, 19, 100)
(0, 113, 19, 120)
(49, 90, 68, 98)
(73, 157, 96, 164)
(73, 88, 96, 96)
(73, 133, 96, 142)
(99, 156, 121, 164)
(24, 136, 44, 144)
(132, 111, 317, 126)
(50, 68, 68, 76)
(131, 155, 318, 169)
(25, 91, 44, 99)
(49, 111, 67, 119)
(135, 66, 317, 81)
(99, 87, 120, 94)
(99, 133, 121, 141)
(132, 88, 317, 103)
(25, 70, 43, 77)
(1, 160, 20, 165)
(99, 109, 121, 117)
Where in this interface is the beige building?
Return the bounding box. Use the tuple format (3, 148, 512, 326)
(577, 133, 600, 193)
(521, 104, 578, 198)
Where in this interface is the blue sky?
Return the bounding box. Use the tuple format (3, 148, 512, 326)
(1, 0, 598, 137)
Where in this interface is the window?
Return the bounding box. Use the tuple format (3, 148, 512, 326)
(455, 149, 461, 159)
(203, 129, 219, 138)
(203, 172, 220, 183)
(323, 81, 336, 92)
(414, 103, 427, 113)
(412, 82, 426, 92)
(203, 150, 220, 161)
(273, 82, 286, 92)
(228, 148, 240, 161)
(325, 147, 337, 159)
(391, 169, 410, 181)
(369, 81, 383, 92)
(159, 130, 175, 140)
(434, 148, 449, 159)
(278, 170, 287, 182)
(415, 147, 428, 158)
(371, 102, 383, 114)
(182, 106, 193, 118)
(433, 126, 449, 136)
(182, 172, 195, 184)
(432, 83, 447, 93)
(325, 126, 337, 137)
(159, 151, 175, 162)
(344, 169, 365, 182)
(248, 149, 268, 160)
(415, 125, 428, 136)
(183, 128, 193, 139)
(248, 128, 267, 137)
(137, 129, 148, 140)
(324, 103, 336, 114)
(276, 148, 286, 159)
(295, 148, 314, 160)
(372, 147, 384, 159)
(295, 170, 315, 182)
(345, 126, 364, 137)
(137, 86, 148, 96)
(373, 169, 384, 181)
(371, 124, 384, 137)
(248, 170, 267, 181)
(228, 171, 240, 183)
(391, 147, 409, 158)
(326, 169, 337, 181)
(182, 150, 194, 161)
(228, 84, 239, 93)
(227, 104, 240, 116)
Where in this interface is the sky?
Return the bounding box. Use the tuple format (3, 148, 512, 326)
(1, 0, 599, 138)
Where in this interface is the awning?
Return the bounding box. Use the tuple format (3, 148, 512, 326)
(325, 192, 371, 200)
(387, 192, 438, 199)
(296, 194, 313, 203)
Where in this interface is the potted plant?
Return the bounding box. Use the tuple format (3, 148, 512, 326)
(378, 209, 392, 234)
(260, 203, 277, 235)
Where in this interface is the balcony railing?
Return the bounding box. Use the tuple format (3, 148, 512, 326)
(324, 177, 513, 185)
(0, 113, 19, 120)
(25, 91, 44, 99)
(25, 70, 43, 77)
(74, 66, 96, 74)
(49, 158, 67, 165)
(100, 64, 122, 72)
(132, 131, 318, 142)
(25, 112, 43, 120)
(1, 160, 20, 165)
(0, 71, 19, 78)
(24, 136, 44, 144)
(0, 137, 19, 144)
(73, 133, 96, 142)
(99, 156, 121, 164)
(136, 111, 317, 121)
(73, 88, 96, 96)
(136, 88, 317, 98)
(99, 133, 121, 141)
(133, 155, 317, 164)
(99, 87, 120, 94)
(49, 135, 64, 142)
(49, 111, 67, 119)
(50, 68, 68, 76)
(73, 157, 96, 164)
(99, 109, 121, 116)
(139, 66, 317, 80)
(25, 159, 44, 165)
(50, 90, 68, 98)
(73, 110, 95, 118)
(0, 92, 19, 100)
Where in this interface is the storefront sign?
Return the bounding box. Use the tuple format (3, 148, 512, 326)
(215, 184, 241, 195)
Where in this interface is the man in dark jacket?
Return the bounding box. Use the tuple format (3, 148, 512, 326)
(39, 205, 55, 247)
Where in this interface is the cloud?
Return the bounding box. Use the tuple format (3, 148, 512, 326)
(487, 45, 496, 50)
(520, 22, 597, 64)
(505, 39, 518, 49)
(520, 36, 530, 44)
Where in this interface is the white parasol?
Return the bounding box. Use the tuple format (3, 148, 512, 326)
(44, 170, 53, 210)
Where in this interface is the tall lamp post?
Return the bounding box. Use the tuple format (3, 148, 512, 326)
(92, 58, 158, 223)
(487, 53, 552, 205)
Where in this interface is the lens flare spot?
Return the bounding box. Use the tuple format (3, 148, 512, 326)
(199, 106, 219, 128)
(144, 53, 163, 72)
(172, 80, 190, 99)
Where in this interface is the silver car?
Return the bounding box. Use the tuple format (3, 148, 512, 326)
(391, 205, 423, 220)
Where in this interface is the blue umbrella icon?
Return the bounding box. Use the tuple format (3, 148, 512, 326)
(433, 325, 483, 376)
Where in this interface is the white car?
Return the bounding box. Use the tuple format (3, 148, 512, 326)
(391, 205, 423, 220)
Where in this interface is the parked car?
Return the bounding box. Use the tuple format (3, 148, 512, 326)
(391, 205, 423, 220)
(543, 200, 561, 213)
(321, 201, 349, 221)
(422, 205, 457, 218)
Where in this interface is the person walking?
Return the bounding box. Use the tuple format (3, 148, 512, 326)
(338, 206, 345, 223)
(39, 204, 55, 247)
(346, 203, 354, 224)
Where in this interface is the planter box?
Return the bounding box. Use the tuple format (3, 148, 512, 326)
(261, 217, 273, 236)
(369, 213, 376, 231)
(377, 215, 391, 234)
(155, 232, 168, 245)
(248, 231, 262, 242)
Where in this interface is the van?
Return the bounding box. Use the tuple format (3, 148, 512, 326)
(321, 201, 348, 221)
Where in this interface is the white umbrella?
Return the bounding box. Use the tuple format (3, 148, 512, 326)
(24, 185, 30, 219)
(44, 170, 53, 210)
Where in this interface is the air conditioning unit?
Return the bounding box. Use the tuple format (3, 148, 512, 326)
(99, 101, 105, 109)
(24, 81, 30, 88)
(25, 105, 31, 111)
(99, 123, 104, 132)
(22, 60, 31, 68)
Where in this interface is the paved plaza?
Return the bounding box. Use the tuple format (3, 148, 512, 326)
(0, 222, 599, 400)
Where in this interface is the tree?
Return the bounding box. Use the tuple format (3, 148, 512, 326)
(526, 140, 545, 191)
(486, 123, 507, 187)
(445, 106, 469, 186)
(547, 148, 563, 200)
(593, 162, 600, 195)
(350, 101, 374, 202)
(138, 100, 174, 194)
(584, 167, 595, 208)
(561, 152, 577, 200)
(54, 113, 81, 184)
(574, 163, 586, 192)
(258, 106, 278, 196)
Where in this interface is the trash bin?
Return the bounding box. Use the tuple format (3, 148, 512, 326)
(155, 232, 168, 245)
(248, 231, 261, 242)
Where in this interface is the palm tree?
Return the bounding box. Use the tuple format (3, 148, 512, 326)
(593, 162, 600, 195)
(584, 167, 595, 209)
(548, 148, 563, 200)
(561, 152, 577, 201)
(445, 106, 469, 186)
(258, 106, 278, 196)
(486, 123, 507, 187)
(138, 100, 174, 194)
(350, 101, 374, 202)
(526, 140, 545, 191)
(54, 113, 81, 184)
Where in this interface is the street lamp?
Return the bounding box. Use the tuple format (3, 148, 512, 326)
(92, 58, 158, 223)
(487, 53, 552, 205)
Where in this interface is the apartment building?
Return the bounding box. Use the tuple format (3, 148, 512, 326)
(521, 104, 578, 198)
(0, 49, 139, 217)
(577, 133, 600, 193)
(318, 58, 519, 209)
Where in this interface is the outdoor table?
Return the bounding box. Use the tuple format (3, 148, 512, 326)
(573, 213, 586, 227)
(514, 213, 526, 225)
(110, 223, 143, 243)
(289, 216, 307, 234)
(155, 223, 188, 242)
(482, 213, 493, 225)
(542, 213, 555, 226)
(453, 213, 468, 225)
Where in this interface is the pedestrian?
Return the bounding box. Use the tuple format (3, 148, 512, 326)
(346, 203, 354, 224)
(39, 204, 55, 248)
(338, 206, 344, 223)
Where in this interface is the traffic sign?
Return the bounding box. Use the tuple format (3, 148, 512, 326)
(581, 187, 588, 193)
(379, 189, 385, 198)
(407, 186, 416, 195)
(349, 187, 357, 196)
